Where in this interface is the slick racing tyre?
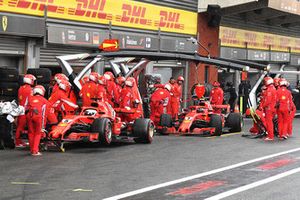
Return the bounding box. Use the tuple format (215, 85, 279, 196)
(0, 82, 19, 97)
(133, 118, 154, 144)
(226, 113, 243, 132)
(209, 114, 222, 136)
(27, 68, 52, 84)
(92, 118, 112, 145)
(0, 95, 17, 102)
(0, 67, 19, 82)
(159, 114, 172, 127)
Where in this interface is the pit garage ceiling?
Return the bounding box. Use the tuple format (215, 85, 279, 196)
(199, 0, 300, 28)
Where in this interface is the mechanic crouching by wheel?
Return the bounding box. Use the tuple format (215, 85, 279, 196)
(15, 74, 36, 147)
(276, 79, 293, 140)
(26, 85, 50, 156)
(210, 81, 224, 114)
(150, 84, 171, 126)
(262, 77, 277, 141)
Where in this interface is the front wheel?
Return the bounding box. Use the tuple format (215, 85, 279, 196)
(133, 118, 154, 144)
(92, 118, 113, 145)
(209, 114, 222, 136)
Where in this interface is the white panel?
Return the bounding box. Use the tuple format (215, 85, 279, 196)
(198, 0, 258, 12)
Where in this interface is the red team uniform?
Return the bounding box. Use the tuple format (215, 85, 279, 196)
(16, 74, 36, 147)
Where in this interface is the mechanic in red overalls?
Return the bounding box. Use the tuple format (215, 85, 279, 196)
(170, 76, 184, 120)
(262, 77, 277, 141)
(274, 77, 280, 89)
(104, 71, 119, 107)
(150, 84, 171, 126)
(151, 77, 176, 118)
(98, 75, 108, 102)
(249, 86, 267, 134)
(115, 76, 126, 107)
(127, 77, 143, 119)
(26, 85, 49, 156)
(51, 73, 69, 95)
(62, 84, 77, 115)
(276, 79, 293, 139)
(119, 79, 138, 122)
(15, 74, 36, 147)
(49, 80, 78, 122)
(80, 76, 90, 86)
(80, 72, 100, 107)
(210, 81, 224, 114)
(281, 80, 296, 137)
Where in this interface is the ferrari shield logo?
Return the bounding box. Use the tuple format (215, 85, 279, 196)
(2, 16, 7, 32)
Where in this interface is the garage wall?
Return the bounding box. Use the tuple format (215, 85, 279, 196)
(39, 45, 94, 67)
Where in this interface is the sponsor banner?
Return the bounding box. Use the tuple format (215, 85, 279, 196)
(220, 26, 300, 53)
(0, 0, 197, 35)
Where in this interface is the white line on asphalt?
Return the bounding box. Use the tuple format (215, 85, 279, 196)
(103, 147, 300, 200)
(205, 167, 300, 200)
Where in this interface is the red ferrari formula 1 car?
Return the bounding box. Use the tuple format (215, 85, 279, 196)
(46, 54, 155, 151)
(157, 85, 243, 136)
(49, 100, 154, 151)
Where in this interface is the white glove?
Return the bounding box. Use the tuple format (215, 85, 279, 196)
(6, 115, 14, 123)
(125, 106, 131, 110)
(134, 99, 140, 104)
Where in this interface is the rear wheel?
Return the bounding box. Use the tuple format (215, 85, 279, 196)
(226, 113, 243, 132)
(209, 114, 222, 136)
(133, 118, 154, 144)
(92, 118, 112, 145)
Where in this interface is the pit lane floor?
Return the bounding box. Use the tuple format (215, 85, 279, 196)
(1, 119, 300, 200)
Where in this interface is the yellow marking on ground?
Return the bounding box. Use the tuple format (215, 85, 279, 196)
(72, 188, 93, 192)
(206, 136, 216, 139)
(221, 132, 241, 137)
(11, 182, 40, 185)
(206, 132, 241, 139)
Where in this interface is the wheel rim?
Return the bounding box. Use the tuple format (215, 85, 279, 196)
(148, 124, 154, 139)
(240, 117, 243, 129)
